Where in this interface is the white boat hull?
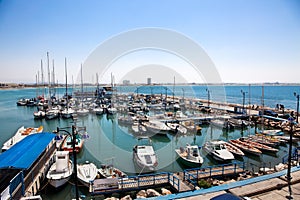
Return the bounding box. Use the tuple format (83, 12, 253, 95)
(77, 162, 98, 187)
(47, 153, 73, 188)
(48, 176, 72, 188)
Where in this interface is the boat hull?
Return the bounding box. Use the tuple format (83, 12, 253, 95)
(175, 151, 203, 168)
(133, 153, 157, 172)
(48, 177, 71, 188)
(77, 162, 98, 187)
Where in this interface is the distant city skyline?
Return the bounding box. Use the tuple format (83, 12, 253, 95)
(0, 0, 299, 84)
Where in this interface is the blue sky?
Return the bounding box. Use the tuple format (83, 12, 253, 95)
(0, 0, 299, 84)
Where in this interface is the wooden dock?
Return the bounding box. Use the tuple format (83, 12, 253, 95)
(90, 162, 245, 196)
(184, 162, 245, 183)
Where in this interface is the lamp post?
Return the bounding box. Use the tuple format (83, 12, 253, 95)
(206, 88, 210, 108)
(286, 117, 294, 199)
(294, 92, 299, 123)
(57, 126, 79, 200)
(241, 90, 247, 115)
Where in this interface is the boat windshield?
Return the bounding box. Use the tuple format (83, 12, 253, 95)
(215, 145, 221, 150)
(192, 148, 199, 156)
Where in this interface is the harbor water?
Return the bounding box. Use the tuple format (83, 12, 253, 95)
(0, 85, 299, 199)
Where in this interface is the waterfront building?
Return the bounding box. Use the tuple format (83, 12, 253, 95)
(147, 77, 151, 85)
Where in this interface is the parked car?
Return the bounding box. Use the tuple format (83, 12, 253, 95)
(211, 193, 251, 200)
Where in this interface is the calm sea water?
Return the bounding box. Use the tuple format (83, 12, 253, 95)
(0, 85, 299, 199)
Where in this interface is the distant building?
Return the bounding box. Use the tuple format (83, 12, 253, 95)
(123, 80, 130, 85)
(147, 78, 151, 85)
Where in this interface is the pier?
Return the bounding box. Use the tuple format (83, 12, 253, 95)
(90, 162, 245, 196)
(0, 133, 56, 199)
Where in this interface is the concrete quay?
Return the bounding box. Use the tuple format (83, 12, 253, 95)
(169, 167, 300, 200)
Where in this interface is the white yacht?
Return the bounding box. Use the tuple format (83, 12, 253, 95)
(45, 107, 60, 120)
(175, 144, 203, 167)
(133, 137, 158, 172)
(61, 107, 75, 119)
(203, 140, 235, 161)
(143, 120, 171, 134)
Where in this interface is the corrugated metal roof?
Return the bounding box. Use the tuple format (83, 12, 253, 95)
(0, 133, 55, 169)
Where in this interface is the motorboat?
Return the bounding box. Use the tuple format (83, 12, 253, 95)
(2, 125, 43, 152)
(229, 139, 262, 156)
(210, 119, 233, 130)
(222, 141, 245, 157)
(203, 140, 235, 161)
(133, 137, 158, 172)
(166, 122, 187, 134)
(93, 107, 104, 115)
(131, 121, 147, 134)
(107, 107, 117, 115)
(62, 134, 84, 153)
(33, 110, 45, 119)
(118, 115, 136, 125)
(98, 164, 127, 178)
(238, 137, 278, 153)
(248, 134, 280, 147)
(61, 107, 75, 119)
(77, 161, 99, 187)
(16, 98, 28, 106)
(47, 151, 73, 188)
(76, 108, 89, 116)
(143, 120, 171, 134)
(45, 108, 60, 120)
(175, 143, 203, 167)
(260, 129, 283, 136)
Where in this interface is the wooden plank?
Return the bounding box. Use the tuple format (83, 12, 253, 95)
(229, 178, 286, 197)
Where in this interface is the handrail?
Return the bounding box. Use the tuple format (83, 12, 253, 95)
(183, 162, 245, 186)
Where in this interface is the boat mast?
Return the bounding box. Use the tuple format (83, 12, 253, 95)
(173, 76, 176, 117)
(47, 52, 51, 105)
(80, 64, 84, 109)
(35, 73, 38, 98)
(261, 84, 265, 132)
(52, 59, 56, 98)
(37, 70, 40, 98)
(41, 59, 45, 98)
(65, 58, 68, 111)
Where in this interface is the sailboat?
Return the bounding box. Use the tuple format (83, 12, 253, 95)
(76, 64, 89, 116)
(45, 54, 60, 120)
(257, 84, 282, 136)
(61, 58, 75, 119)
(33, 60, 46, 119)
(107, 73, 117, 115)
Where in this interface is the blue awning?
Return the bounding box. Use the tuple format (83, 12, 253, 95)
(0, 133, 55, 169)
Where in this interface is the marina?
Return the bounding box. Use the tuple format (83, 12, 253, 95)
(1, 0, 300, 199)
(0, 85, 300, 199)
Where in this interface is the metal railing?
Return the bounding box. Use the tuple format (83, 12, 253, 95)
(184, 162, 245, 186)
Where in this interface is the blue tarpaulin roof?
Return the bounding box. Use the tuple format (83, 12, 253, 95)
(0, 132, 55, 169)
